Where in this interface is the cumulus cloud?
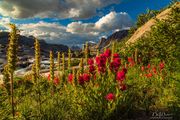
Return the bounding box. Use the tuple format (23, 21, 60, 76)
(3, 11, 133, 46)
(19, 21, 66, 40)
(0, 0, 119, 19)
(66, 21, 96, 34)
(67, 11, 133, 34)
(95, 11, 133, 31)
(0, 17, 11, 30)
(18, 21, 98, 46)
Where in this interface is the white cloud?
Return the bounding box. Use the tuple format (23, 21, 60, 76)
(18, 21, 98, 46)
(67, 11, 133, 34)
(1, 11, 133, 46)
(0, 17, 10, 24)
(0, 17, 11, 31)
(0, 0, 119, 19)
(95, 11, 133, 31)
(66, 21, 96, 34)
(19, 21, 66, 40)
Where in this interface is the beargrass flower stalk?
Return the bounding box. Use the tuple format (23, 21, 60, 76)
(34, 38, 42, 117)
(35, 38, 41, 78)
(68, 48, 71, 70)
(62, 53, 65, 73)
(104, 47, 107, 53)
(31, 63, 37, 83)
(7, 24, 19, 117)
(96, 49, 100, 56)
(84, 42, 89, 65)
(57, 51, 61, 72)
(72, 68, 76, 85)
(2, 65, 10, 95)
(76, 70, 80, 85)
(134, 48, 138, 64)
(49, 51, 55, 82)
(79, 58, 84, 74)
(49, 51, 55, 96)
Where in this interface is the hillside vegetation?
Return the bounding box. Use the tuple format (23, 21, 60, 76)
(0, 2, 180, 120)
(117, 2, 180, 68)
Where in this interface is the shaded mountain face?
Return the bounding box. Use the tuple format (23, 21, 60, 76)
(71, 45, 81, 51)
(0, 32, 69, 58)
(96, 30, 129, 49)
(0, 32, 69, 72)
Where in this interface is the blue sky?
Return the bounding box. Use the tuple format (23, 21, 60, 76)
(0, 0, 172, 46)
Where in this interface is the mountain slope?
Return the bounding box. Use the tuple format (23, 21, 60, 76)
(126, 2, 180, 44)
(0, 32, 68, 57)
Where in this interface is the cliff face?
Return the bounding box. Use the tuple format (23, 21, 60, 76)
(96, 30, 129, 49)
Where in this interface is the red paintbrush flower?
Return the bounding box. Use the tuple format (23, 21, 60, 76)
(96, 54, 107, 73)
(141, 66, 145, 71)
(110, 58, 121, 72)
(53, 77, 59, 85)
(122, 67, 127, 74)
(104, 49, 111, 58)
(145, 73, 153, 78)
(89, 65, 95, 74)
(152, 67, 157, 74)
(159, 62, 165, 70)
(116, 70, 126, 82)
(120, 84, 127, 91)
(68, 74, 73, 84)
(47, 74, 50, 81)
(128, 57, 135, 67)
(128, 57, 133, 63)
(105, 93, 115, 101)
(113, 53, 120, 59)
(83, 73, 90, 82)
(78, 75, 84, 85)
(88, 58, 94, 65)
(147, 64, 151, 69)
(97, 67, 106, 73)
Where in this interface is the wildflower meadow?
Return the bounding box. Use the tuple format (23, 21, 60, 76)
(0, 3, 180, 120)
